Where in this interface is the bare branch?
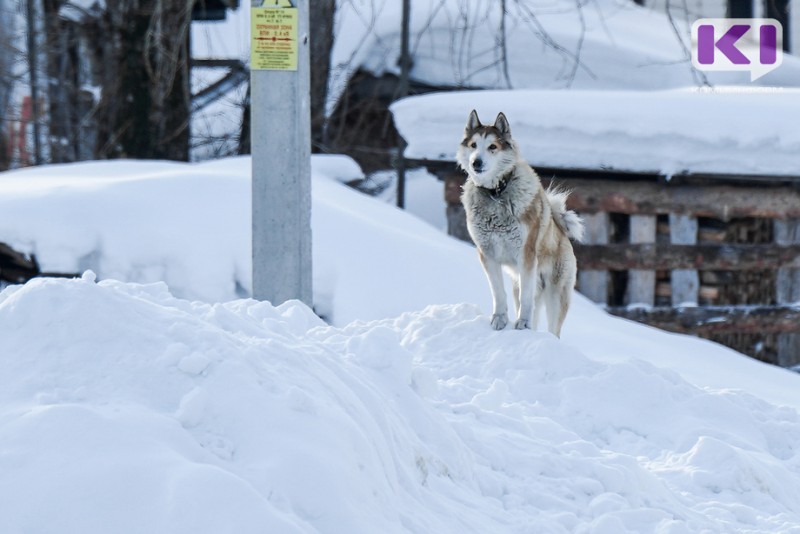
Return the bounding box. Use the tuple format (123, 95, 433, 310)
(664, 0, 710, 86)
(498, 0, 513, 89)
(511, 0, 596, 83)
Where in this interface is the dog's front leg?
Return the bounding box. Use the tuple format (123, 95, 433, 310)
(515, 260, 537, 329)
(479, 251, 508, 330)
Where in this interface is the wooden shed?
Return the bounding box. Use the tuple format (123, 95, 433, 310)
(393, 93, 800, 367)
(411, 158, 800, 367)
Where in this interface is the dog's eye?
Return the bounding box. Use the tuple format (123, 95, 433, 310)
(488, 144, 497, 150)
(470, 142, 477, 149)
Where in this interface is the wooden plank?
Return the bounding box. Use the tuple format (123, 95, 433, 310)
(775, 219, 800, 367)
(561, 180, 800, 220)
(669, 214, 699, 306)
(407, 158, 800, 186)
(608, 305, 800, 335)
(0, 243, 37, 283)
(0, 243, 79, 284)
(574, 243, 800, 270)
(626, 214, 655, 306)
(419, 162, 800, 219)
(577, 212, 610, 304)
(699, 285, 719, 301)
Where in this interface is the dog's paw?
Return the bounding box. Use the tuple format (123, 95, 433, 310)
(490, 313, 508, 330)
(514, 319, 530, 330)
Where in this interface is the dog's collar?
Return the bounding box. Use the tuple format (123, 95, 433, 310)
(476, 170, 514, 199)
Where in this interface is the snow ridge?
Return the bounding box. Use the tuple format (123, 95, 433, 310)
(1, 276, 800, 533)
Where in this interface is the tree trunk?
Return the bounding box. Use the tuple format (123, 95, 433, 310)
(41, 0, 191, 162)
(727, 0, 753, 18)
(0, 1, 15, 169)
(93, 0, 191, 161)
(148, 0, 191, 160)
(239, 83, 251, 155)
(764, 0, 790, 51)
(42, 0, 73, 163)
(309, 0, 334, 151)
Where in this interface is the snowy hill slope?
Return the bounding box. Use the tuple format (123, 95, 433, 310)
(2, 274, 800, 533)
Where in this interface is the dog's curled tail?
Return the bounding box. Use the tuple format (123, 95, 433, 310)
(546, 186, 585, 243)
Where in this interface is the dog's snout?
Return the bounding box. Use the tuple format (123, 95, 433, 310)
(472, 158, 483, 171)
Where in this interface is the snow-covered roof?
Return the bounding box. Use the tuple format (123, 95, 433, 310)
(391, 87, 800, 177)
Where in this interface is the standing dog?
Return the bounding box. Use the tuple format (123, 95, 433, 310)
(458, 110, 584, 337)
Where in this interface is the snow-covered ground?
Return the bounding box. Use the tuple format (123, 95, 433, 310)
(2, 157, 800, 532)
(372, 167, 447, 231)
(3, 4, 787, 530)
(391, 87, 800, 177)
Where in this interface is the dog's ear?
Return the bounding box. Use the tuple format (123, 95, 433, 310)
(494, 112, 510, 137)
(466, 109, 481, 132)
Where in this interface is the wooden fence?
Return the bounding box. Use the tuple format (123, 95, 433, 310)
(425, 160, 800, 367)
(567, 177, 800, 367)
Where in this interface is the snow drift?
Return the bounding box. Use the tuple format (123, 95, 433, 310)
(2, 274, 800, 533)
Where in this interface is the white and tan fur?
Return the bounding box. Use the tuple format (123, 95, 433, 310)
(457, 110, 584, 337)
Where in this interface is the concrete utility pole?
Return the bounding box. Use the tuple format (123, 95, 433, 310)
(251, 0, 312, 306)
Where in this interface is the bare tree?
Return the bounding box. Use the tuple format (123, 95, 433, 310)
(663, 0, 710, 86)
(498, 0, 513, 88)
(95, 0, 191, 160)
(324, 0, 596, 170)
(41, 0, 192, 163)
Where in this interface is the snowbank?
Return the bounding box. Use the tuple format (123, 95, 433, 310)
(391, 88, 800, 177)
(375, 167, 447, 232)
(0, 158, 252, 303)
(2, 274, 800, 533)
(0, 155, 466, 317)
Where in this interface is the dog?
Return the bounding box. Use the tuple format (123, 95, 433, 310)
(457, 110, 584, 337)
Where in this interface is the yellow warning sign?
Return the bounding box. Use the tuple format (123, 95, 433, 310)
(251, 5, 298, 71)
